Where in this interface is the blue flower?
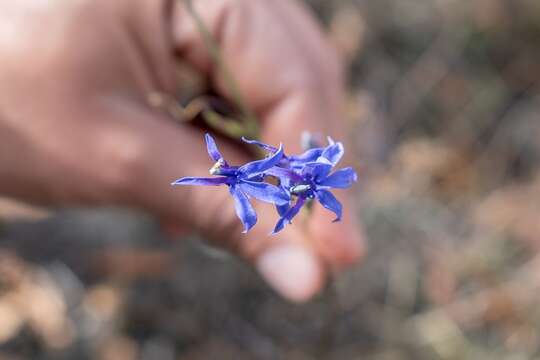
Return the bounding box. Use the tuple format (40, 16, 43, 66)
(270, 141, 357, 234)
(171, 133, 357, 235)
(171, 134, 290, 233)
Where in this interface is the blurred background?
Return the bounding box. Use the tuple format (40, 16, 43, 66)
(1, 0, 540, 359)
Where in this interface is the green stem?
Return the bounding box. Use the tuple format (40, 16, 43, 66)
(183, 0, 260, 139)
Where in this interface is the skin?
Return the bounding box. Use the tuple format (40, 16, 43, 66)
(0, 0, 365, 302)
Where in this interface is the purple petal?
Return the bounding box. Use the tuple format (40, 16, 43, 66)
(230, 186, 257, 233)
(272, 217, 288, 234)
(239, 180, 290, 206)
(318, 167, 358, 189)
(276, 203, 289, 217)
(289, 148, 324, 167)
(321, 142, 344, 166)
(327, 136, 336, 145)
(171, 177, 229, 186)
(241, 137, 278, 153)
(205, 133, 226, 164)
(271, 197, 306, 234)
(301, 160, 333, 181)
(264, 166, 303, 186)
(286, 197, 306, 221)
(316, 189, 342, 222)
(238, 143, 284, 176)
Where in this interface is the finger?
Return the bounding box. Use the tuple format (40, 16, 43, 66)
(226, 199, 326, 303)
(231, 191, 364, 302)
(308, 191, 367, 269)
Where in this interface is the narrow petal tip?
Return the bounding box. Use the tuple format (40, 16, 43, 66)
(171, 179, 185, 186)
(205, 133, 226, 163)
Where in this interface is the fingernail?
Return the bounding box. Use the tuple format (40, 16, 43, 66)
(256, 243, 323, 303)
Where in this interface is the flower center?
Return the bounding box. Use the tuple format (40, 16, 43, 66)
(209, 160, 238, 177)
(290, 183, 316, 199)
(209, 159, 225, 175)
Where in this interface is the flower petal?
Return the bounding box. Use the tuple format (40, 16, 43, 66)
(316, 189, 342, 222)
(276, 203, 289, 217)
(301, 160, 333, 181)
(318, 167, 358, 189)
(327, 136, 336, 145)
(238, 143, 284, 176)
(239, 180, 290, 206)
(286, 197, 306, 222)
(321, 142, 344, 166)
(289, 148, 324, 168)
(171, 177, 229, 186)
(272, 197, 306, 234)
(272, 217, 288, 234)
(264, 166, 303, 186)
(205, 133, 226, 164)
(241, 137, 278, 153)
(230, 186, 257, 233)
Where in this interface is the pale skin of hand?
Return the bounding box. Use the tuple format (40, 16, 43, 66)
(0, 0, 365, 302)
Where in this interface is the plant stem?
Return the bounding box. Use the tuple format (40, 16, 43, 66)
(183, 0, 260, 139)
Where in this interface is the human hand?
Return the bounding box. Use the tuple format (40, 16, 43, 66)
(0, 0, 365, 302)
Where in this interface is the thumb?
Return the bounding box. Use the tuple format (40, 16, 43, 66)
(234, 188, 365, 303)
(234, 202, 328, 303)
